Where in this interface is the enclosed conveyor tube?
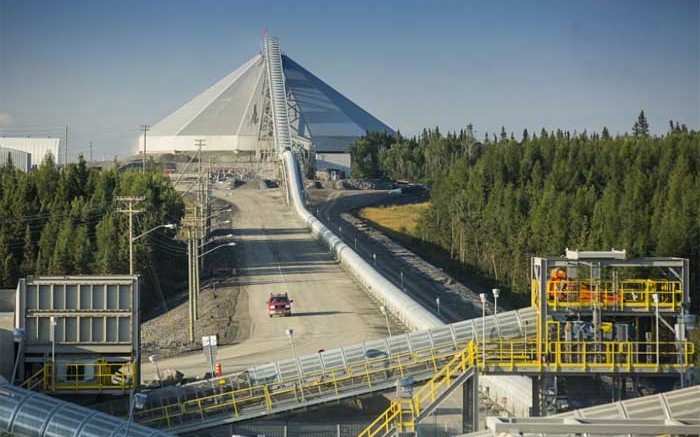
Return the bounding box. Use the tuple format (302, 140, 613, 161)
(282, 150, 442, 330)
(0, 377, 172, 437)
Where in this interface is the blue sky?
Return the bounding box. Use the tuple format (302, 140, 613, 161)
(1, 0, 698, 160)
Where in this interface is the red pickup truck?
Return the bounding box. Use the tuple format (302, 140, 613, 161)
(267, 293, 293, 317)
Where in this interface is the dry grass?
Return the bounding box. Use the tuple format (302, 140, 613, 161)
(358, 203, 430, 236)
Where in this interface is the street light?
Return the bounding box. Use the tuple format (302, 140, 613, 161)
(11, 327, 26, 385)
(125, 392, 148, 436)
(492, 288, 501, 338)
(492, 288, 500, 317)
(207, 207, 232, 219)
(50, 316, 57, 391)
(380, 305, 392, 337)
(198, 234, 234, 249)
(198, 242, 236, 259)
(285, 328, 296, 359)
(653, 293, 660, 367)
(436, 296, 441, 317)
(148, 355, 162, 387)
(479, 293, 486, 367)
(130, 223, 177, 275)
(373, 253, 377, 267)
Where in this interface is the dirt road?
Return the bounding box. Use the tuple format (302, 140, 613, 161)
(146, 185, 404, 380)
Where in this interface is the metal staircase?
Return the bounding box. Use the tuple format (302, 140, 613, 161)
(358, 342, 478, 437)
(264, 36, 292, 152)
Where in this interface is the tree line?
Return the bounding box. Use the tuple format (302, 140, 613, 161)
(350, 113, 700, 301)
(0, 154, 186, 310)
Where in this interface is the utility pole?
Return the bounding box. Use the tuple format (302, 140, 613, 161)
(195, 139, 206, 204)
(89, 141, 93, 162)
(180, 205, 203, 343)
(141, 125, 150, 173)
(64, 125, 69, 165)
(116, 196, 145, 275)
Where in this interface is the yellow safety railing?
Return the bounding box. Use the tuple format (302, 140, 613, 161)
(545, 279, 682, 311)
(20, 361, 136, 392)
(359, 338, 694, 436)
(480, 340, 693, 372)
(132, 336, 693, 430)
(358, 342, 477, 437)
(134, 341, 471, 428)
(19, 366, 47, 391)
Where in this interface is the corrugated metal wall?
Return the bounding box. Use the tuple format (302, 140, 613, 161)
(0, 138, 61, 165)
(0, 147, 31, 171)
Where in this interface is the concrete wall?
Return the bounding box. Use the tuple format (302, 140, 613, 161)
(480, 374, 532, 417)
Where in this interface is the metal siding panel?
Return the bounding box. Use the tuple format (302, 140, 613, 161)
(387, 335, 411, 356)
(117, 317, 129, 342)
(319, 350, 344, 370)
(451, 320, 475, 343)
(118, 285, 130, 310)
(11, 395, 60, 436)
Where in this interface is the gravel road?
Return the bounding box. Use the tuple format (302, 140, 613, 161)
(140, 185, 405, 382)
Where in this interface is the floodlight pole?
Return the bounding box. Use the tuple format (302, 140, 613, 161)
(653, 293, 660, 367)
(286, 329, 296, 359)
(148, 355, 162, 387)
(126, 393, 148, 437)
(380, 305, 392, 337)
(50, 316, 57, 391)
(480, 293, 486, 368)
(492, 288, 500, 317)
(11, 328, 25, 385)
(493, 288, 501, 337)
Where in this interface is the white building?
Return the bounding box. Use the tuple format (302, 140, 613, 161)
(140, 43, 393, 176)
(0, 147, 31, 172)
(0, 137, 61, 166)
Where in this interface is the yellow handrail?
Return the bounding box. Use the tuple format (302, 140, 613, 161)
(545, 279, 682, 311)
(132, 338, 693, 429)
(20, 365, 47, 390)
(358, 341, 476, 437)
(20, 361, 135, 392)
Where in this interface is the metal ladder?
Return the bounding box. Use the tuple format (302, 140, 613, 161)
(264, 37, 292, 152)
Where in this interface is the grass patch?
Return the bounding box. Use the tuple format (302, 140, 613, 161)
(357, 201, 530, 309)
(358, 202, 430, 236)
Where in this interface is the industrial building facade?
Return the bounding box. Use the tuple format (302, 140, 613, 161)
(14, 275, 140, 393)
(0, 137, 61, 166)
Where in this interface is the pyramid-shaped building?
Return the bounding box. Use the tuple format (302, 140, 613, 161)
(141, 43, 393, 173)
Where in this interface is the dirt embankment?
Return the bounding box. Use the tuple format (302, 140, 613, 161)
(140, 280, 248, 360)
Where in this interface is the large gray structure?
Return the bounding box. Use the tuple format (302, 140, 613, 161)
(139, 42, 394, 176)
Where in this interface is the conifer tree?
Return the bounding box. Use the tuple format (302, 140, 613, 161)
(633, 110, 650, 137)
